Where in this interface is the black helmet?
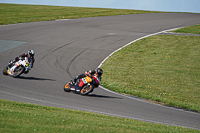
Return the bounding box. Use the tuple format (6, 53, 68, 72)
(28, 50, 34, 57)
(96, 68, 103, 76)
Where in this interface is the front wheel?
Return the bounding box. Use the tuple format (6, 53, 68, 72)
(13, 66, 25, 78)
(3, 67, 8, 75)
(64, 82, 71, 92)
(80, 84, 94, 95)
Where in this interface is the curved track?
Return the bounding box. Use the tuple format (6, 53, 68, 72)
(0, 13, 200, 130)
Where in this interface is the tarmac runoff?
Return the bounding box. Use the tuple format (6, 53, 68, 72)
(0, 40, 27, 52)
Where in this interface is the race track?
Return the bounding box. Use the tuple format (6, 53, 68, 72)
(0, 13, 200, 130)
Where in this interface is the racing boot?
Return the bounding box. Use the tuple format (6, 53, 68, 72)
(75, 85, 81, 94)
(24, 70, 29, 74)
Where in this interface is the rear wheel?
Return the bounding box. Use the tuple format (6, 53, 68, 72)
(64, 82, 71, 92)
(3, 67, 8, 75)
(13, 66, 25, 78)
(80, 84, 94, 95)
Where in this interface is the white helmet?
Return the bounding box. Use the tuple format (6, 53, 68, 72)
(28, 50, 34, 57)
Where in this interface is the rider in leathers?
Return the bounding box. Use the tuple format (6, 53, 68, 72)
(8, 50, 35, 74)
(71, 68, 103, 93)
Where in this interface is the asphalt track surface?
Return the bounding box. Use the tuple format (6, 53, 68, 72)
(0, 13, 200, 130)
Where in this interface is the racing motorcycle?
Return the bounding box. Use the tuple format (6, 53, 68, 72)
(3, 57, 33, 78)
(64, 75, 100, 95)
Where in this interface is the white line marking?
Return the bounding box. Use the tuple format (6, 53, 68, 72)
(98, 27, 182, 68)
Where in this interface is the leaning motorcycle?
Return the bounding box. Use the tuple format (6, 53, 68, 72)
(3, 57, 33, 78)
(64, 75, 100, 95)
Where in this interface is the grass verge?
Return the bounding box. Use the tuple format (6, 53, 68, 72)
(0, 99, 199, 133)
(101, 26, 200, 112)
(173, 24, 200, 34)
(0, 3, 163, 25)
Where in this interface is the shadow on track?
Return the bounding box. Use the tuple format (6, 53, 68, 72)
(18, 76, 55, 81)
(87, 94, 122, 99)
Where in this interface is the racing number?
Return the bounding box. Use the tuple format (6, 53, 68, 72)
(82, 76, 92, 84)
(26, 62, 30, 67)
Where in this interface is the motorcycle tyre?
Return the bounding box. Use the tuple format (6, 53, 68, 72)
(3, 67, 8, 75)
(12, 66, 25, 78)
(64, 82, 71, 92)
(80, 84, 94, 95)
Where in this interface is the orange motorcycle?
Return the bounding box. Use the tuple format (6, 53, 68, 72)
(64, 75, 100, 95)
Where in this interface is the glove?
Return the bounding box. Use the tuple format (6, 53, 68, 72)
(15, 57, 19, 61)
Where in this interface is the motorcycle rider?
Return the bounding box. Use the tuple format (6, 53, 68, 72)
(71, 68, 103, 93)
(8, 50, 35, 74)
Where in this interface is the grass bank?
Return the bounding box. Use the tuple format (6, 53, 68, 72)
(0, 3, 163, 25)
(173, 24, 200, 34)
(101, 25, 200, 112)
(1, 99, 198, 133)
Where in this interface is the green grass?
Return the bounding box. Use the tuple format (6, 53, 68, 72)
(0, 3, 163, 25)
(173, 24, 200, 34)
(0, 99, 198, 133)
(0, 3, 200, 132)
(101, 30, 200, 112)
